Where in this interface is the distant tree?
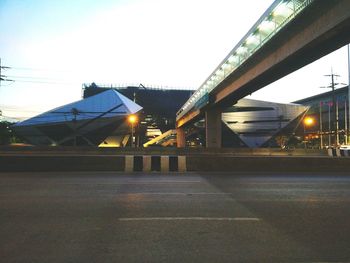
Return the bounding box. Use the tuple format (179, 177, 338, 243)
(0, 122, 11, 145)
(0, 121, 22, 145)
(275, 135, 289, 149)
(286, 135, 302, 149)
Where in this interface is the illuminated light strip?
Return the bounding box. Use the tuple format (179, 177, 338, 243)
(176, 0, 315, 121)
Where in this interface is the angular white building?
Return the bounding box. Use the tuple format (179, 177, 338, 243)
(14, 90, 142, 146)
(222, 98, 308, 147)
(144, 98, 308, 148)
(13, 88, 307, 148)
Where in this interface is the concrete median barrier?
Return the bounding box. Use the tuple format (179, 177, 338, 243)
(1, 154, 349, 173)
(186, 155, 350, 173)
(0, 155, 125, 172)
(1, 147, 345, 173)
(327, 148, 350, 157)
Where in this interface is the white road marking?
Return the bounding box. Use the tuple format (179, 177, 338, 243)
(118, 217, 260, 221)
(123, 181, 203, 184)
(113, 181, 203, 184)
(20, 181, 204, 186)
(118, 192, 231, 195)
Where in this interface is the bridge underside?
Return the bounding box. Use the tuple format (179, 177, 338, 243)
(214, 0, 350, 108)
(177, 0, 350, 147)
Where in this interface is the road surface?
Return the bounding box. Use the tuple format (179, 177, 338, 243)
(1, 171, 350, 262)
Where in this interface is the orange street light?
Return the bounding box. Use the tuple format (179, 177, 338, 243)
(303, 116, 315, 149)
(303, 117, 315, 126)
(128, 115, 138, 147)
(128, 114, 137, 124)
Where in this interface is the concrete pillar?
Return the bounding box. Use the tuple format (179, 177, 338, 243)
(178, 156, 187, 172)
(176, 127, 186, 148)
(143, 155, 151, 172)
(205, 108, 222, 148)
(125, 155, 134, 172)
(161, 156, 169, 173)
(336, 148, 341, 157)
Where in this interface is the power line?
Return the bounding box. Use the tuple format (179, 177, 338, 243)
(6, 74, 79, 85)
(1, 60, 79, 86)
(6, 75, 65, 80)
(0, 58, 14, 87)
(8, 79, 77, 85)
(9, 66, 72, 73)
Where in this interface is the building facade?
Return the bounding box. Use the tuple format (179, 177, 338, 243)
(83, 83, 193, 146)
(294, 85, 349, 148)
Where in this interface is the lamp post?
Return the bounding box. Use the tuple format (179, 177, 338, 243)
(319, 102, 323, 148)
(348, 44, 350, 145)
(128, 114, 137, 147)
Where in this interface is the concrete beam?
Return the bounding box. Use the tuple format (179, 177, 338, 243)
(176, 109, 201, 128)
(214, 0, 350, 106)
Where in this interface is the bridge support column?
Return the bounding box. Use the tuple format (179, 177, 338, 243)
(205, 108, 222, 148)
(176, 127, 186, 148)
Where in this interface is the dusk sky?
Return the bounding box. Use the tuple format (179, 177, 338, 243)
(1, 0, 349, 120)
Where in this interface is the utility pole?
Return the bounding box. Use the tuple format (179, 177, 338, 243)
(348, 44, 350, 145)
(336, 100, 339, 145)
(345, 101, 348, 145)
(324, 70, 341, 146)
(328, 103, 331, 146)
(319, 102, 323, 148)
(0, 58, 13, 88)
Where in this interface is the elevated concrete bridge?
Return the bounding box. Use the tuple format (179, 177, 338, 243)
(176, 0, 350, 148)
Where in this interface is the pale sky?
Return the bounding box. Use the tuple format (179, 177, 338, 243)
(0, 0, 349, 120)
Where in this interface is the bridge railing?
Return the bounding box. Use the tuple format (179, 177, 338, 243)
(176, 0, 315, 121)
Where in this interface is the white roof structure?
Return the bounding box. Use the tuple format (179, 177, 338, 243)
(13, 90, 142, 146)
(15, 89, 142, 127)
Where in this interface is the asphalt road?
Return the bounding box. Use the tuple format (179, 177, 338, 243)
(1, 171, 350, 262)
